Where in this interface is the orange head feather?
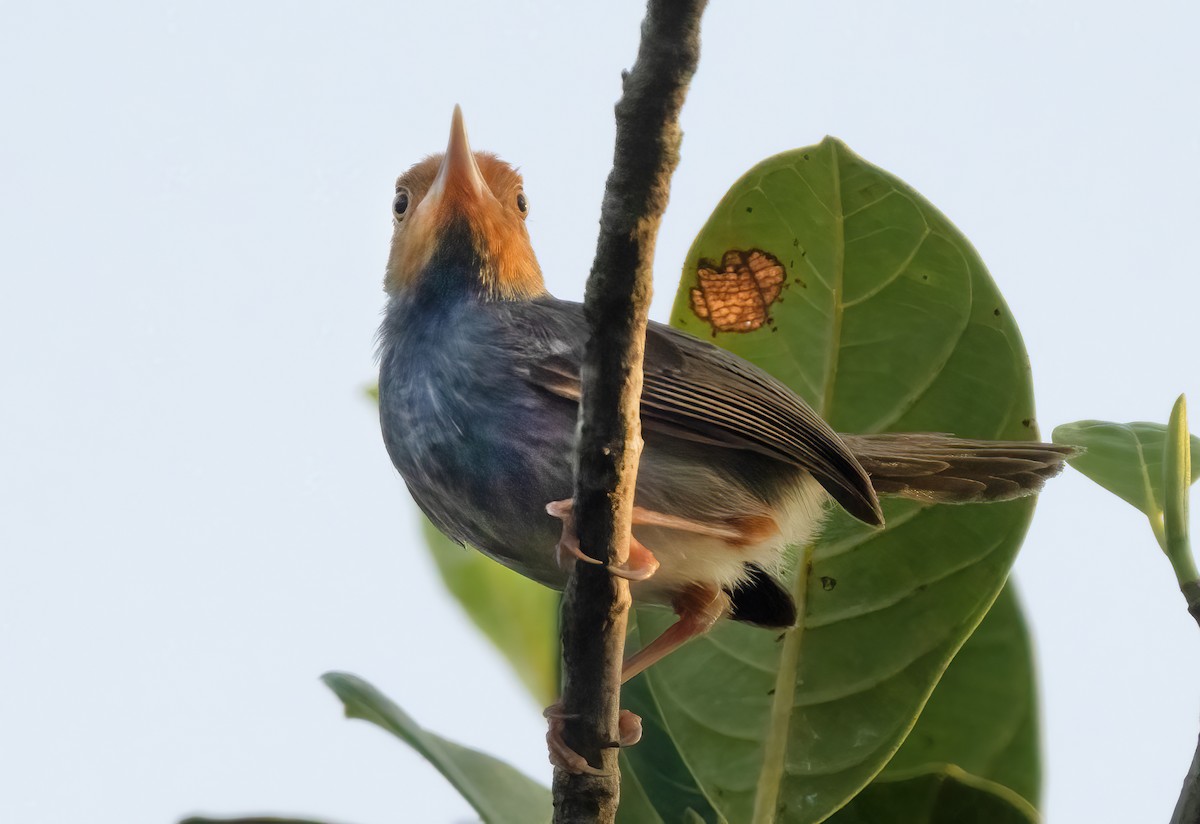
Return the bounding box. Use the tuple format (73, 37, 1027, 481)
(384, 107, 545, 300)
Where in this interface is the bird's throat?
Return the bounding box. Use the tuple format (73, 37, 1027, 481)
(407, 216, 545, 303)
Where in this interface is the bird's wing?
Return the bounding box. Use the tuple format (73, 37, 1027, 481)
(502, 298, 882, 526)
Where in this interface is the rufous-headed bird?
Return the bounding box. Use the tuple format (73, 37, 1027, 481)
(378, 107, 1073, 773)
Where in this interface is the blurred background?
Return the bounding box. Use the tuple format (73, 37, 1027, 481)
(2, 1, 1198, 821)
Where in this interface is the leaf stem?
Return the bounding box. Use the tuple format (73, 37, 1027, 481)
(1167, 393, 1200, 824)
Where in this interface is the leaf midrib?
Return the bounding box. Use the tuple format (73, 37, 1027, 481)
(820, 139, 845, 420)
(751, 143, 846, 824)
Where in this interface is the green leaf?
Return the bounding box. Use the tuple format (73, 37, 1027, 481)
(421, 517, 561, 705)
(618, 619, 726, 824)
(830, 765, 1039, 824)
(636, 137, 1042, 823)
(876, 583, 1040, 804)
(1164, 396, 1197, 584)
(1052, 418, 1200, 550)
(321, 672, 551, 824)
(621, 587, 1039, 823)
(1051, 418, 1200, 518)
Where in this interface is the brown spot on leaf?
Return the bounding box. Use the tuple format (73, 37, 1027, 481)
(820, 576, 837, 591)
(689, 249, 786, 333)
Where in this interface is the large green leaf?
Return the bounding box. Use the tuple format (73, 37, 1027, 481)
(1052, 419, 1200, 520)
(830, 764, 1038, 824)
(875, 583, 1039, 804)
(421, 516, 561, 705)
(321, 672, 551, 824)
(615, 586, 1038, 824)
(617, 620, 726, 824)
(631, 137, 1041, 823)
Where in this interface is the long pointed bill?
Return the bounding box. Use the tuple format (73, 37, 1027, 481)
(426, 105, 487, 208)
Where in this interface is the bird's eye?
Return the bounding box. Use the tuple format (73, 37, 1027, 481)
(516, 192, 528, 215)
(393, 189, 411, 220)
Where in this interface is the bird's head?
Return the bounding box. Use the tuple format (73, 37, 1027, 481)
(384, 107, 545, 301)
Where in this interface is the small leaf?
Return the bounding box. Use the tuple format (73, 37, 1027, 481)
(830, 764, 1039, 824)
(321, 672, 550, 824)
(421, 517, 561, 705)
(1164, 395, 1197, 585)
(1052, 418, 1200, 547)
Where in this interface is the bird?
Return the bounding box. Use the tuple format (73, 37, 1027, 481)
(376, 106, 1074, 773)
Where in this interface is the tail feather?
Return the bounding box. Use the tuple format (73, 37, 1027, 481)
(841, 433, 1077, 504)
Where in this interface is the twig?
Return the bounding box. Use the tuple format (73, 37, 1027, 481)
(551, 1, 706, 821)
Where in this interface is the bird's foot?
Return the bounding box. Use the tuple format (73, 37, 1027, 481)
(543, 703, 643, 775)
(545, 499, 660, 582)
(546, 499, 603, 571)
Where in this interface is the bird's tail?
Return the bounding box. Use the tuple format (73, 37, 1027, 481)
(841, 433, 1078, 504)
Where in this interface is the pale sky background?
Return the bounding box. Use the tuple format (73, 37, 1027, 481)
(2, 1, 1199, 822)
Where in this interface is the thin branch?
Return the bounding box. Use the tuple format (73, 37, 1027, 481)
(1171, 579, 1200, 824)
(552, 1, 706, 822)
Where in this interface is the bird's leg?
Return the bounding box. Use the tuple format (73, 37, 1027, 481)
(543, 583, 730, 772)
(541, 583, 730, 775)
(543, 704, 643, 775)
(545, 499, 660, 582)
(621, 584, 730, 683)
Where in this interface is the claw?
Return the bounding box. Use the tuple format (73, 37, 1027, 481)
(544, 702, 607, 775)
(605, 535, 659, 582)
(546, 500, 602, 571)
(543, 703, 643, 775)
(546, 498, 660, 581)
(617, 709, 643, 748)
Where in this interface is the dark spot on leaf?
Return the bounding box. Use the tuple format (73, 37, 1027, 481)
(767, 688, 775, 696)
(792, 238, 799, 247)
(803, 153, 810, 160)
(993, 307, 1001, 317)
(1022, 418, 1032, 428)
(775, 632, 787, 642)
(746, 206, 753, 213)
(921, 274, 928, 281)
(820, 576, 837, 591)
(689, 249, 787, 333)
